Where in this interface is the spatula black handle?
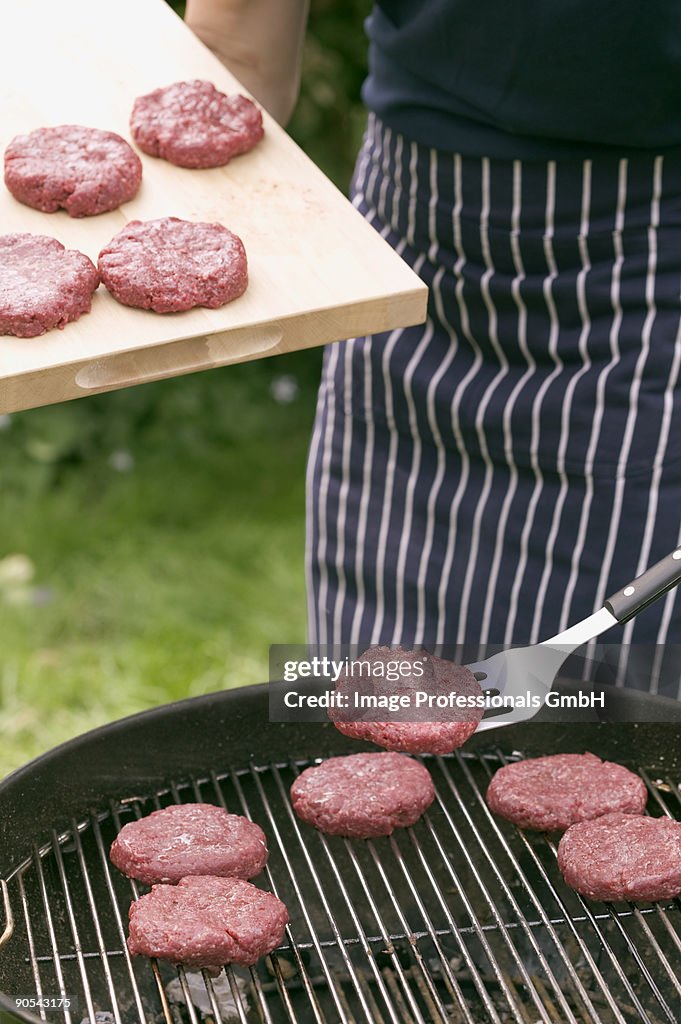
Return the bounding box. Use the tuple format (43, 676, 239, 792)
(604, 548, 681, 623)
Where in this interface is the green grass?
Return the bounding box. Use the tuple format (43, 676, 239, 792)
(0, 0, 369, 779)
(0, 353, 321, 777)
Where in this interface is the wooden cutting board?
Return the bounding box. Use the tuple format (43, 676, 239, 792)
(0, 0, 427, 414)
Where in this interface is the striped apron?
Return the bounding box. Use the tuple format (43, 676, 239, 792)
(306, 115, 681, 697)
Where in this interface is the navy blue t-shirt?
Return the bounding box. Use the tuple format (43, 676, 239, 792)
(362, 1, 681, 157)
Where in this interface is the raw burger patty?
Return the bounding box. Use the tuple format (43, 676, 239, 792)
(130, 79, 263, 168)
(127, 875, 288, 969)
(0, 233, 99, 338)
(557, 813, 681, 902)
(110, 803, 268, 885)
(4, 125, 142, 217)
(329, 646, 484, 754)
(290, 751, 435, 838)
(486, 752, 647, 831)
(98, 217, 248, 313)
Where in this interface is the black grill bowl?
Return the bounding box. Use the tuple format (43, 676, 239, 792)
(1, 681, 680, 1024)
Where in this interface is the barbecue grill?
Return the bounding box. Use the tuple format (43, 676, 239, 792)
(1, 682, 680, 1024)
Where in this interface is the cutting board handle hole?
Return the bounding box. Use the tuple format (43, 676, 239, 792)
(74, 324, 283, 390)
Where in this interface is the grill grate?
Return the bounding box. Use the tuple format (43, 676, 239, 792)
(1, 749, 681, 1024)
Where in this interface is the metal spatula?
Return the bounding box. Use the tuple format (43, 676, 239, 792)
(469, 546, 681, 731)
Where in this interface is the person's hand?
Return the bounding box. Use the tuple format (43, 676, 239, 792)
(185, 0, 309, 126)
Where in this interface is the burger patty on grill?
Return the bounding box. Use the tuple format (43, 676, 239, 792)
(485, 752, 648, 831)
(127, 875, 288, 969)
(557, 812, 681, 902)
(110, 803, 268, 885)
(290, 751, 435, 838)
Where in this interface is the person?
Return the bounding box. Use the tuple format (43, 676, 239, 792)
(186, 0, 681, 696)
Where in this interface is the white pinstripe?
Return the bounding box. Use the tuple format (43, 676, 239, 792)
(557, 161, 594, 630)
(592, 159, 660, 637)
(577, 163, 663, 688)
(435, 154, 485, 647)
(342, 117, 409, 647)
(503, 469, 544, 644)
(349, 338, 376, 645)
(359, 117, 384, 220)
(313, 341, 341, 645)
(504, 162, 563, 644)
(528, 164, 598, 639)
(616, 158, 670, 681)
(391, 308, 433, 644)
(527, 163, 567, 643)
(479, 160, 536, 644)
(567, 161, 628, 653)
(391, 134, 404, 234)
(349, 122, 397, 644)
(350, 123, 413, 643)
(368, 322, 406, 646)
(399, 146, 446, 638)
(650, 348, 681, 700)
(632, 369, 681, 695)
(333, 120, 397, 645)
(304, 119, 387, 645)
(351, 114, 377, 212)
(377, 124, 393, 229)
(427, 146, 439, 265)
(330, 339, 356, 642)
(619, 158, 664, 595)
(415, 265, 460, 645)
(406, 139, 419, 247)
(456, 158, 512, 644)
(305, 371, 328, 645)
(312, 119, 381, 645)
(369, 139, 418, 644)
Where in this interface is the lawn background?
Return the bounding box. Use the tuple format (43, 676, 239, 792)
(0, 0, 370, 778)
